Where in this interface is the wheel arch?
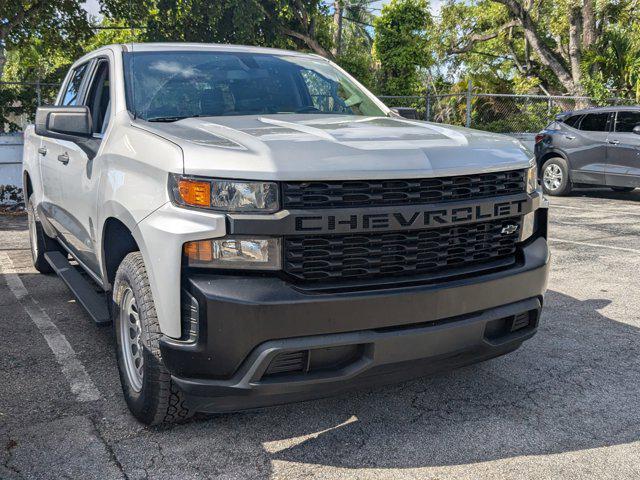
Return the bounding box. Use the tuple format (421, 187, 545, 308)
(98, 201, 144, 290)
(537, 150, 569, 175)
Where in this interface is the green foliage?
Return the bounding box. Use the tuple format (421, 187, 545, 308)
(437, 0, 639, 99)
(373, 0, 434, 96)
(335, 37, 375, 91)
(582, 25, 640, 101)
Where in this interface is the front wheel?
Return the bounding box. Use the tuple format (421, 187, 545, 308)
(610, 186, 635, 193)
(541, 158, 572, 196)
(113, 252, 192, 425)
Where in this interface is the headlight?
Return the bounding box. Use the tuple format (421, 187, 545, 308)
(526, 163, 538, 193)
(183, 236, 281, 270)
(170, 174, 279, 212)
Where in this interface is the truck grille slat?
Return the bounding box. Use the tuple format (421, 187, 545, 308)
(282, 170, 526, 209)
(284, 218, 520, 282)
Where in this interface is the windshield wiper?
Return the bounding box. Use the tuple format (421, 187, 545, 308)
(147, 115, 202, 122)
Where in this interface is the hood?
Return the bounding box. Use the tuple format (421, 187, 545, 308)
(135, 114, 533, 180)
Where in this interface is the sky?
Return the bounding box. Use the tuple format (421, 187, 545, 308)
(82, 0, 101, 18)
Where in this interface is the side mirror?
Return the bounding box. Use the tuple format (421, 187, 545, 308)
(390, 107, 419, 120)
(633, 125, 640, 135)
(35, 105, 92, 141)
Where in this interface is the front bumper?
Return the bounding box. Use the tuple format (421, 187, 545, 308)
(159, 234, 550, 413)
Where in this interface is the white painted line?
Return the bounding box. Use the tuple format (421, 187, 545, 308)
(0, 252, 101, 402)
(549, 237, 640, 254)
(551, 205, 585, 210)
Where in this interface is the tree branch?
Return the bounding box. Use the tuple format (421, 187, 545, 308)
(448, 19, 519, 54)
(255, 1, 334, 60)
(280, 26, 334, 59)
(0, 1, 45, 40)
(492, 0, 578, 93)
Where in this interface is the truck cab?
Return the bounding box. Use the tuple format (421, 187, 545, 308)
(23, 43, 549, 425)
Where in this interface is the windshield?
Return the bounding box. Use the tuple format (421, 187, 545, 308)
(123, 50, 387, 121)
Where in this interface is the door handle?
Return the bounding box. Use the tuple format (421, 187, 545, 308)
(38, 146, 47, 156)
(57, 152, 70, 165)
(607, 139, 620, 145)
(564, 135, 575, 140)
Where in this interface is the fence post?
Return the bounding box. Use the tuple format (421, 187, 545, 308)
(425, 90, 431, 121)
(36, 79, 41, 106)
(465, 79, 472, 128)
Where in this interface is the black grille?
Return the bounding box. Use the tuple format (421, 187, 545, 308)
(282, 170, 526, 209)
(284, 218, 520, 282)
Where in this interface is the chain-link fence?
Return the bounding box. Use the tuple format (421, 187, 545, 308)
(380, 83, 638, 134)
(1, 81, 60, 133)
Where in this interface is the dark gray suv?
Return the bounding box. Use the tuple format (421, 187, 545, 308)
(535, 107, 640, 195)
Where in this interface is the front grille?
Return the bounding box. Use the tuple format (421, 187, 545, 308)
(282, 170, 525, 209)
(284, 218, 520, 282)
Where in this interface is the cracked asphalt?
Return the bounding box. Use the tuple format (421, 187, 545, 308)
(2, 188, 640, 480)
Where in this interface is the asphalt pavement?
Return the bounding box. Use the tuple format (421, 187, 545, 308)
(1, 188, 640, 480)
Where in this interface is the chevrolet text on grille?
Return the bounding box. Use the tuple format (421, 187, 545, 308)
(294, 198, 529, 233)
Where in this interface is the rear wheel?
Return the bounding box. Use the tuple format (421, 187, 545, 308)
(610, 186, 635, 193)
(113, 252, 192, 425)
(541, 157, 572, 196)
(26, 194, 62, 274)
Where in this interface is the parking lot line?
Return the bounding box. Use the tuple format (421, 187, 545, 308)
(0, 251, 101, 403)
(549, 237, 640, 254)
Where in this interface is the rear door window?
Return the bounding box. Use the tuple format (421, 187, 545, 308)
(614, 111, 640, 133)
(60, 63, 89, 106)
(579, 113, 610, 132)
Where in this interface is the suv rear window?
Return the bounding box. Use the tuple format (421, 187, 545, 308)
(615, 111, 640, 132)
(563, 115, 583, 128)
(579, 113, 610, 132)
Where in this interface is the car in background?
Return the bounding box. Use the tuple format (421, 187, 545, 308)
(535, 106, 640, 195)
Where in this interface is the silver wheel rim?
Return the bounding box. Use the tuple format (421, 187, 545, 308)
(27, 207, 38, 262)
(120, 288, 144, 392)
(543, 164, 563, 191)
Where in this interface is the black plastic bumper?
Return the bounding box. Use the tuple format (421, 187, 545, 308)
(160, 236, 549, 413)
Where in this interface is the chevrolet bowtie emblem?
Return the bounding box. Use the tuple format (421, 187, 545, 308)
(501, 223, 519, 235)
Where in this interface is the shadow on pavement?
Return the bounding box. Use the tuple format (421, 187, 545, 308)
(0, 214, 27, 232)
(567, 187, 640, 201)
(111, 289, 640, 477)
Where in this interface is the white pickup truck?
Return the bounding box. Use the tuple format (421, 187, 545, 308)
(23, 43, 549, 425)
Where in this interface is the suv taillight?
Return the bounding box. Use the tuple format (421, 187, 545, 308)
(534, 134, 544, 144)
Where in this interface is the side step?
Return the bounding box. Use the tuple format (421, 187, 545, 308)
(44, 251, 111, 326)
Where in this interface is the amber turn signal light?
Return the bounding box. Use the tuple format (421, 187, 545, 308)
(177, 179, 211, 208)
(183, 239, 213, 262)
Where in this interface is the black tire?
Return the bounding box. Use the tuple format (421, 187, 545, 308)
(26, 194, 62, 274)
(113, 252, 192, 425)
(610, 186, 635, 193)
(541, 157, 572, 196)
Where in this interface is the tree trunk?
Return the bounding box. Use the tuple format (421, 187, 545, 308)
(568, 6, 583, 93)
(582, 0, 597, 48)
(332, 1, 343, 56)
(494, 0, 579, 95)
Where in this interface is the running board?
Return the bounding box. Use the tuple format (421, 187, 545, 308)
(44, 251, 111, 326)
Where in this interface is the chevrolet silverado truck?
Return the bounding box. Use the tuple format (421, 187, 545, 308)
(23, 43, 549, 425)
